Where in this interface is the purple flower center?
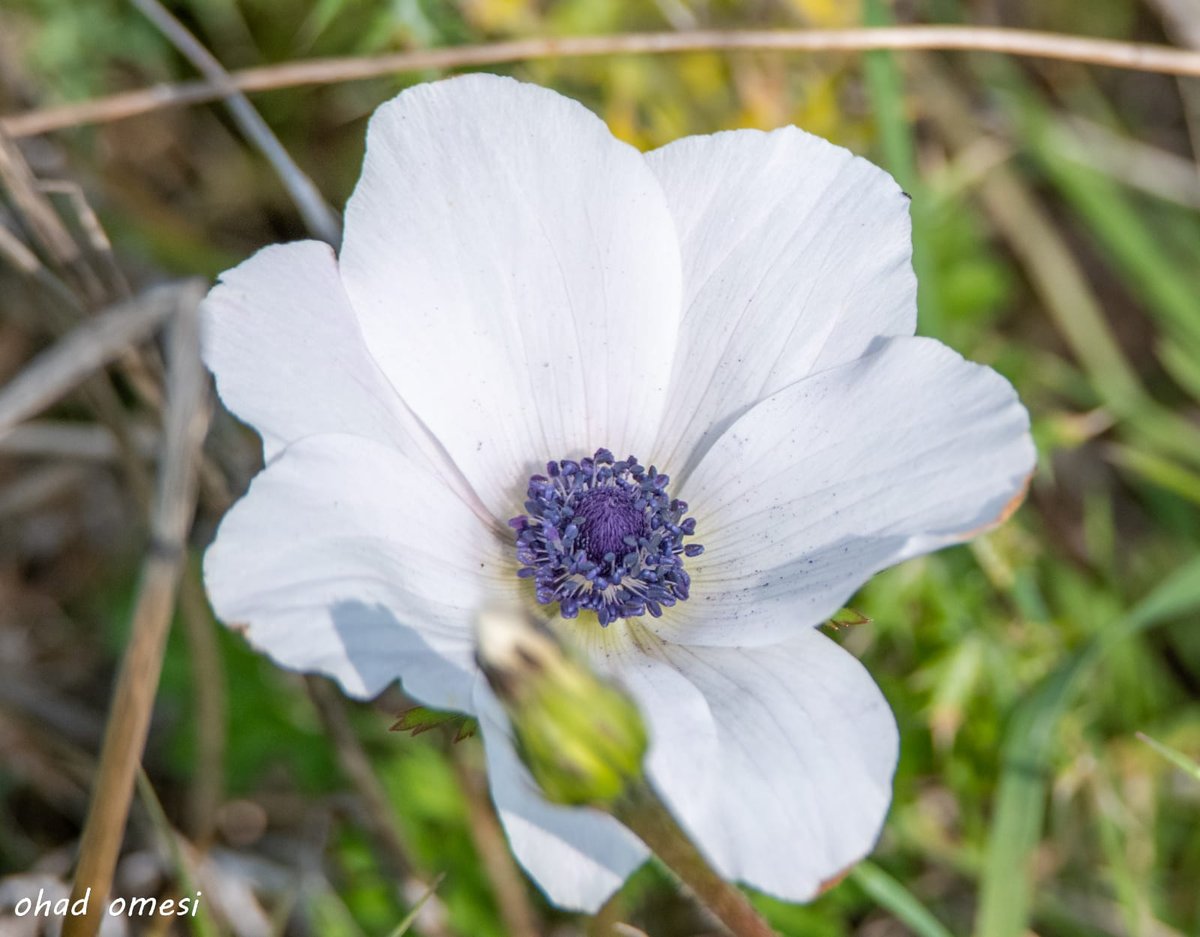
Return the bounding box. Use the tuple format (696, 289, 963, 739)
(509, 448, 703, 627)
(575, 487, 646, 563)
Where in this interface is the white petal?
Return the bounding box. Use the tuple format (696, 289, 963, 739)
(645, 128, 916, 481)
(201, 241, 422, 462)
(668, 337, 1034, 646)
(474, 683, 647, 912)
(651, 629, 898, 901)
(204, 433, 515, 709)
(339, 74, 683, 518)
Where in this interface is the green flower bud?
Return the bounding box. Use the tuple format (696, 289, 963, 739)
(475, 608, 648, 806)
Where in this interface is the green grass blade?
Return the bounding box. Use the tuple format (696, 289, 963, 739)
(1092, 770, 1147, 937)
(974, 555, 1200, 937)
(862, 0, 945, 337)
(134, 768, 222, 937)
(1109, 445, 1200, 507)
(851, 862, 957, 937)
(1160, 338, 1200, 402)
(384, 873, 446, 937)
(1137, 732, 1200, 782)
(1034, 133, 1200, 352)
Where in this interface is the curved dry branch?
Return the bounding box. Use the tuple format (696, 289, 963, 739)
(4, 27, 1200, 137)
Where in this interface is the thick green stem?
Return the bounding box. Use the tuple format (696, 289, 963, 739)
(614, 783, 777, 937)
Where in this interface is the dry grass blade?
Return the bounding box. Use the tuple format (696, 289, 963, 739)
(1053, 116, 1200, 209)
(128, 0, 340, 244)
(0, 132, 85, 269)
(0, 219, 43, 275)
(61, 285, 210, 937)
(0, 130, 106, 303)
(0, 420, 156, 461)
(0, 462, 90, 523)
(0, 220, 92, 323)
(5, 27, 1200, 137)
(0, 282, 195, 437)
(1146, 0, 1200, 49)
(38, 179, 132, 298)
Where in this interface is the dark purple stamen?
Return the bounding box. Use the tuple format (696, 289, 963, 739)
(509, 448, 704, 627)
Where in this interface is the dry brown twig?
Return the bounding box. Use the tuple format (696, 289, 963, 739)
(61, 283, 210, 937)
(4, 27, 1200, 138)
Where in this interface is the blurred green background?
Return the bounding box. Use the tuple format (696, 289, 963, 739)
(1, 1, 1199, 936)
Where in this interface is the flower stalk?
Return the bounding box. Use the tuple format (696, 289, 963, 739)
(614, 781, 778, 937)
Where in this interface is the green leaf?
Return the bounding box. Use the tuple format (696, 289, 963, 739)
(391, 706, 477, 741)
(826, 607, 872, 629)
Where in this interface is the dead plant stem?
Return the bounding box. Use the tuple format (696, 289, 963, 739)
(6, 27, 1200, 138)
(62, 285, 209, 937)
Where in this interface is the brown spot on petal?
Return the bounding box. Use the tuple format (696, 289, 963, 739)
(228, 621, 250, 636)
(963, 468, 1034, 540)
(818, 863, 854, 895)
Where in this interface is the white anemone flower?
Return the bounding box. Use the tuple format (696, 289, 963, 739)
(202, 74, 1035, 910)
